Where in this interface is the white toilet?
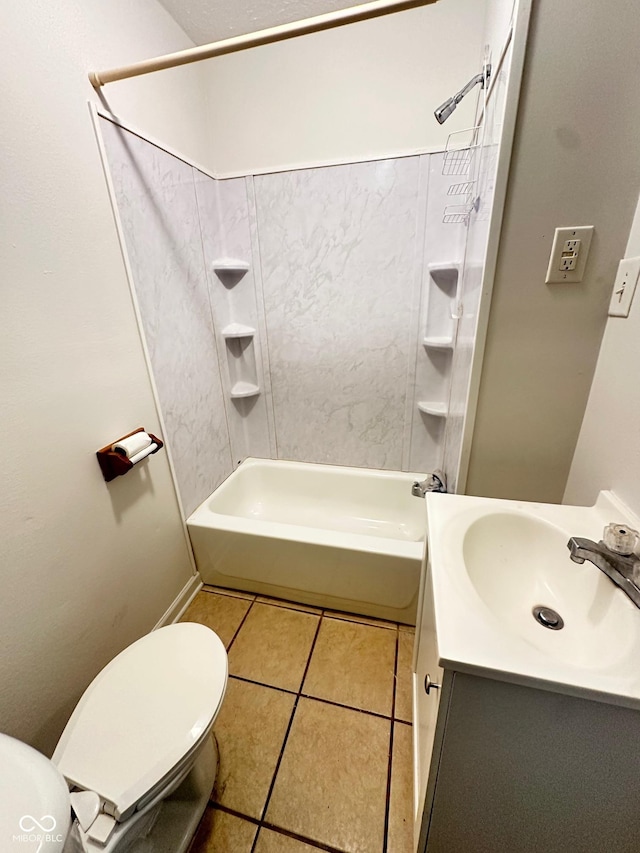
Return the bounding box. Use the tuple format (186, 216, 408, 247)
(1, 622, 227, 853)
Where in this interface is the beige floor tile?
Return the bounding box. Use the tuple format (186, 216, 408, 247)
(303, 617, 397, 716)
(326, 609, 398, 630)
(228, 603, 319, 692)
(256, 595, 322, 614)
(212, 678, 295, 819)
(189, 806, 257, 853)
(181, 591, 251, 648)
(266, 697, 390, 852)
(395, 629, 414, 723)
(203, 584, 256, 601)
(387, 723, 414, 853)
(254, 827, 319, 853)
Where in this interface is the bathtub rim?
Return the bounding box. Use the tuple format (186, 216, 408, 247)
(187, 457, 427, 561)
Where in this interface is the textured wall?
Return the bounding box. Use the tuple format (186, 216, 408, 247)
(0, 0, 205, 754)
(101, 120, 234, 516)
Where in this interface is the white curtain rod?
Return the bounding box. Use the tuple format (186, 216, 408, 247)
(89, 0, 438, 88)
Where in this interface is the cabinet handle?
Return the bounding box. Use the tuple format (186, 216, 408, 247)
(424, 674, 441, 695)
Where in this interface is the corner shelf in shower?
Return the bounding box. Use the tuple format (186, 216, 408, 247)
(221, 323, 256, 339)
(230, 381, 260, 399)
(428, 262, 459, 287)
(212, 258, 250, 273)
(417, 401, 448, 418)
(423, 335, 454, 350)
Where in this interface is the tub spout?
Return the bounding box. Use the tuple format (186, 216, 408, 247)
(412, 470, 447, 498)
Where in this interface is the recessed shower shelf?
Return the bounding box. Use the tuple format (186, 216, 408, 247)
(230, 381, 260, 399)
(428, 262, 459, 287)
(423, 335, 454, 350)
(212, 258, 250, 273)
(221, 323, 256, 339)
(418, 401, 448, 418)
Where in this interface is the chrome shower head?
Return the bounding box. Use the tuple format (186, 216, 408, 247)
(434, 97, 457, 125)
(434, 64, 492, 125)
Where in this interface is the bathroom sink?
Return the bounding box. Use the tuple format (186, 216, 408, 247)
(462, 512, 637, 669)
(426, 491, 640, 708)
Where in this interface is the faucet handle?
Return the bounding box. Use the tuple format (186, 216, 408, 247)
(603, 523, 639, 556)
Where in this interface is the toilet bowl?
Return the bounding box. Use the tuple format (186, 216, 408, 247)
(0, 622, 227, 853)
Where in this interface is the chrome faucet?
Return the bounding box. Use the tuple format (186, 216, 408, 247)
(567, 523, 640, 610)
(412, 470, 447, 498)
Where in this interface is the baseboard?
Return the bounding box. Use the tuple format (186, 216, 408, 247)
(154, 574, 203, 629)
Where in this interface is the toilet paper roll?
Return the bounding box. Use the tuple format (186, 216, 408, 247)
(112, 431, 153, 459)
(129, 442, 158, 465)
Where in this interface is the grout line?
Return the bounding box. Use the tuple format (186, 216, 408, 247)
(226, 599, 256, 652)
(259, 820, 348, 853)
(209, 802, 262, 827)
(228, 674, 297, 696)
(383, 628, 400, 853)
(201, 584, 257, 600)
(251, 614, 325, 851)
(299, 693, 393, 722)
(210, 803, 347, 853)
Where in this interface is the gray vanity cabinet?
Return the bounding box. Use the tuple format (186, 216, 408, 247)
(414, 566, 640, 852)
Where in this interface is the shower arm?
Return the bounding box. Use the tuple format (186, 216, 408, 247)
(453, 69, 489, 105)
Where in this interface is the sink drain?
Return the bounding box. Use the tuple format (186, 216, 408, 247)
(532, 605, 564, 630)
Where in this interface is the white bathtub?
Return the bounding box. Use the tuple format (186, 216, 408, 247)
(187, 458, 427, 624)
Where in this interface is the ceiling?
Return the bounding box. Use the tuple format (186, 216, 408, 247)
(157, 0, 371, 45)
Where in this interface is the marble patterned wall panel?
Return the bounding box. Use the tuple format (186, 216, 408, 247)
(408, 152, 467, 474)
(193, 173, 274, 463)
(100, 119, 233, 515)
(254, 158, 422, 470)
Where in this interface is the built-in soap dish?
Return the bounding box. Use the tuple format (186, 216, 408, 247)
(212, 258, 250, 286)
(423, 335, 454, 350)
(418, 401, 448, 418)
(221, 323, 256, 339)
(428, 262, 459, 288)
(230, 381, 260, 399)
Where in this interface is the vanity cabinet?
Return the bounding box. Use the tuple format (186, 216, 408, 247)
(413, 561, 640, 853)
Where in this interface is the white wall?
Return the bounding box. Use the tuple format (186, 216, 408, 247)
(564, 193, 640, 514)
(204, 0, 487, 175)
(465, 0, 640, 503)
(0, 0, 210, 753)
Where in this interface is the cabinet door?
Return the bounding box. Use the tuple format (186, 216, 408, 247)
(413, 556, 444, 848)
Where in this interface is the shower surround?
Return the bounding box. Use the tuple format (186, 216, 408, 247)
(100, 117, 466, 516)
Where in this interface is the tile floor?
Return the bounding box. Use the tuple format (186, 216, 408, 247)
(183, 586, 415, 853)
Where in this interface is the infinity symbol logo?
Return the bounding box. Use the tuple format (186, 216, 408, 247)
(19, 815, 57, 832)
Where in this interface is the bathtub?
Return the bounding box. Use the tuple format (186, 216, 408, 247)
(187, 458, 427, 624)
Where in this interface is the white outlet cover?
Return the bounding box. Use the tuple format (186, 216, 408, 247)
(608, 256, 640, 317)
(545, 226, 594, 284)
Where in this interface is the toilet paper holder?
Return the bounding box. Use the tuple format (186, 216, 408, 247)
(96, 427, 164, 482)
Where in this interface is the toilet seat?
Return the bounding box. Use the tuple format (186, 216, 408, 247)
(52, 623, 227, 828)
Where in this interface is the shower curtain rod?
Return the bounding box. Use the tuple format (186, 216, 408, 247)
(89, 0, 438, 88)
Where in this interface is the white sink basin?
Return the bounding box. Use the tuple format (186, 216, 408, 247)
(426, 491, 640, 708)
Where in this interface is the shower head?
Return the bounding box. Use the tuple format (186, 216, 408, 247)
(434, 64, 492, 125)
(434, 97, 457, 125)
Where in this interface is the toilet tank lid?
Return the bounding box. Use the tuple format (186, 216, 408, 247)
(52, 623, 227, 818)
(0, 733, 70, 852)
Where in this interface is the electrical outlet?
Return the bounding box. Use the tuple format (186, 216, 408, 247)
(546, 226, 594, 283)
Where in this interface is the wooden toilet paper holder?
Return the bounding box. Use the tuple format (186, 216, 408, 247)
(96, 427, 164, 482)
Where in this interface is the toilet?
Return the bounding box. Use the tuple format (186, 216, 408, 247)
(0, 622, 227, 852)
